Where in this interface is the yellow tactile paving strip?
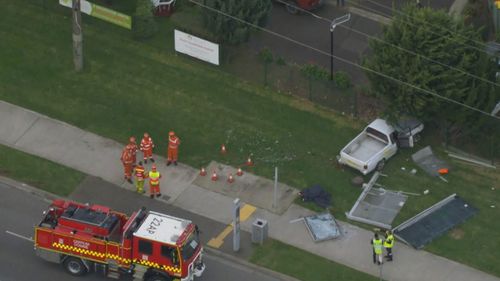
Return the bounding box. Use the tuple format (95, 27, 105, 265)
(207, 204, 256, 248)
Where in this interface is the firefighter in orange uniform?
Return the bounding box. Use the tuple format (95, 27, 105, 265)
(133, 161, 146, 194)
(126, 136, 139, 167)
(167, 131, 180, 166)
(140, 133, 155, 164)
(120, 146, 133, 184)
(147, 164, 162, 198)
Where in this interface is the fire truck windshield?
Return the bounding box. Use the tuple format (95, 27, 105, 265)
(181, 230, 200, 261)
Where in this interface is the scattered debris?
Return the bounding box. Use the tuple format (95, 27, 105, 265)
(412, 146, 451, 177)
(346, 172, 408, 229)
(289, 218, 305, 224)
(393, 194, 478, 249)
(410, 168, 417, 175)
(299, 185, 332, 208)
(303, 212, 341, 242)
(423, 189, 430, 195)
(444, 146, 497, 169)
(439, 176, 449, 183)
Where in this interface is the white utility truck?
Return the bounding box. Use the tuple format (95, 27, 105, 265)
(338, 118, 423, 175)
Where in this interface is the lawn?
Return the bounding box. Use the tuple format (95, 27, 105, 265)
(0, 144, 85, 196)
(1, 0, 499, 277)
(250, 240, 380, 281)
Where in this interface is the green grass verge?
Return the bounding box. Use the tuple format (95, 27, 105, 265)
(0, 144, 85, 196)
(1, 0, 499, 277)
(250, 240, 380, 281)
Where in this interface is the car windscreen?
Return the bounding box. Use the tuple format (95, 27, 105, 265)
(181, 230, 200, 261)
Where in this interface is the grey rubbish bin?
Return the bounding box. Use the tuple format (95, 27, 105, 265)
(251, 219, 268, 245)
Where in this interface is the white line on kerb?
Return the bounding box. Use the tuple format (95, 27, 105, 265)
(5, 230, 33, 242)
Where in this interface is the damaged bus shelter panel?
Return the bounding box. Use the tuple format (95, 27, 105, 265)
(303, 212, 341, 242)
(393, 194, 478, 249)
(346, 172, 408, 229)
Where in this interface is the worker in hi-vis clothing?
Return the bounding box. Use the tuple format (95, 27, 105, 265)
(384, 230, 395, 261)
(371, 233, 383, 265)
(140, 132, 155, 164)
(147, 164, 162, 198)
(126, 136, 138, 167)
(167, 131, 180, 166)
(133, 161, 146, 194)
(120, 146, 133, 184)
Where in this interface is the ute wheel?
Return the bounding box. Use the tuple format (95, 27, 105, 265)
(63, 257, 87, 276)
(285, 1, 299, 14)
(376, 159, 386, 171)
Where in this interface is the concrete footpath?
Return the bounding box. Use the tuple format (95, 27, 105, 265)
(0, 100, 498, 281)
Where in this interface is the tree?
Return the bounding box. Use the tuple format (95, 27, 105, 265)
(202, 0, 272, 44)
(258, 48, 273, 86)
(363, 5, 499, 137)
(300, 64, 329, 101)
(133, 0, 157, 40)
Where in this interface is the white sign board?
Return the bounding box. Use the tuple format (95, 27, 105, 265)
(174, 30, 219, 66)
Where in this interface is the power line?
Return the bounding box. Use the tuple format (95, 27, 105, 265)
(189, 0, 499, 120)
(275, 0, 500, 89)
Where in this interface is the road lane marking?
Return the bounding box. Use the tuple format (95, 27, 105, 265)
(207, 203, 256, 249)
(5, 230, 33, 242)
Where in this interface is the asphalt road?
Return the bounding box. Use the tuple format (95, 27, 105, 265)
(250, 2, 384, 84)
(253, 0, 456, 84)
(0, 180, 281, 281)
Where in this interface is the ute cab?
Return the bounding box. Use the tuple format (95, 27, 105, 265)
(132, 211, 205, 281)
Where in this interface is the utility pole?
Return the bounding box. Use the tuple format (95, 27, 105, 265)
(330, 14, 351, 80)
(72, 0, 83, 71)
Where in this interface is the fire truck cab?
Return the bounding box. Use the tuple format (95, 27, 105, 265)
(34, 199, 205, 281)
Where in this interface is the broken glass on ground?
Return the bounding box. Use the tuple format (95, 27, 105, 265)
(303, 212, 341, 242)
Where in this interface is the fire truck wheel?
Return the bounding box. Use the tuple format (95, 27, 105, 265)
(63, 257, 87, 276)
(146, 275, 171, 281)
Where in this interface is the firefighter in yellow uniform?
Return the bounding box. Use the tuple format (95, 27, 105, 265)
(133, 161, 146, 194)
(147, 164, 162, 199)
(384, 230, 395, 261)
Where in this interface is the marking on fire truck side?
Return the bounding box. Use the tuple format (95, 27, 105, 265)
(207, 203, 256, 249)
(5, 230, 33, 242)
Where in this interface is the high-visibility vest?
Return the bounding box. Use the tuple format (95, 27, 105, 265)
(169, 136, 180, 149)
(141, 137, 153, 150)
(373, 238, 383, 254)
(127, 143, 138, 155)
(384, 234, 394, 248)
(149, 171, 160, 185)
(135, 166, 145, 180)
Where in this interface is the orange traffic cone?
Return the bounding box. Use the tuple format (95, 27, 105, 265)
(200, 167, 207, 176)
(211, 170, 218, 181)
(221, 144, 227, 154)
(246, 156, 253, 166)
(236, 167, 243, 176)
(228, 173, 234, 183)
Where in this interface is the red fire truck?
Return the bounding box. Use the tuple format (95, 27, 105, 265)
(278, 0, 325, 14)
(34, 199, 205, 281)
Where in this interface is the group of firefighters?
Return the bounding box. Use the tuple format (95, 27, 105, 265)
(371, 230, 395, 265)
(120, 131, 180, 198)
